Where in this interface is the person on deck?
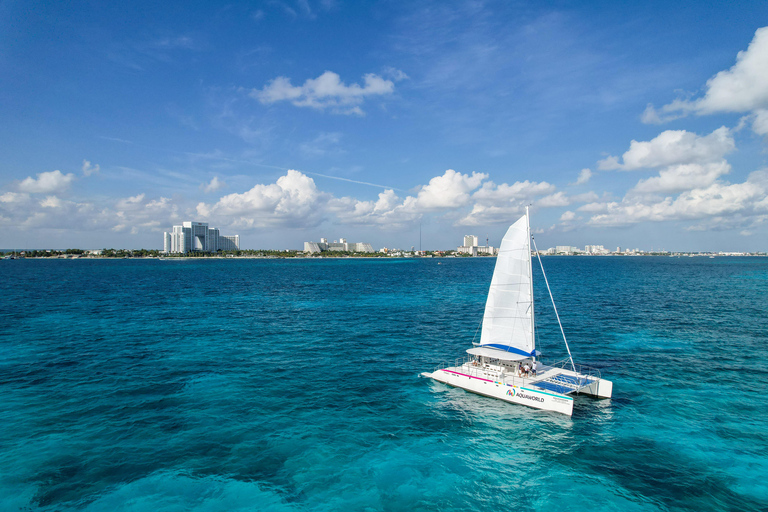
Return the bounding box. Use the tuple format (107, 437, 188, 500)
(523, 362, 530, 377)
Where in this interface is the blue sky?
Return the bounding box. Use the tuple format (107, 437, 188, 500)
(2, 0, 768, 251)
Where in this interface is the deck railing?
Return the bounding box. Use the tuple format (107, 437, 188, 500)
(432, 357, 544, 388)
(547, 358, 602, 381)
(431, 356, 602, 393)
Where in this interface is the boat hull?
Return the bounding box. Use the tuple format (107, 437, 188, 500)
(426, 368, 575, 416)
(579, 377, 613, 398)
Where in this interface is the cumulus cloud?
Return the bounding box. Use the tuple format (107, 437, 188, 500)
(0, 192, 30, 204)
(583, 169, 768, 228)
(0, 166, 577, 242)
(598, 127, 734, 171)
(40, 196, 65, 208)
(196, 170, 327, 229)
(327, 189, 420, 228)
(472, 180, 555, 205)
(106, 194, 182, 234)
(597, 127, 738, 196)
(573, 168, 592, 185)
(457, 179, 560, 226)
(631, 161, 731, 195)
(202, 176, 226, 193)
(82, 160, 100, 176)
(584, 116, 768, 231)
(0, 186, 181, 236)
(325, 170, 489, 228)
(18, 170, 76, 194)
(116, 193, 146, 210)
(413, 169, 486, 210)
(252, 71, 398, 114)
(643, 26, 768, 131)
(537, 191, 570, 208)
(752, 109, 768, 136)
(302, 169, 556, 229)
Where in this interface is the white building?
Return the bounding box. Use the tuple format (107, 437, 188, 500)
(585, 245, 609, 255)
(457, 234, 496, 256)
(164, 221, 240, 253)
(304, 238, 374, 254)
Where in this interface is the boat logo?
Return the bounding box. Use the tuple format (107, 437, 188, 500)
(506, 389, 516, 397)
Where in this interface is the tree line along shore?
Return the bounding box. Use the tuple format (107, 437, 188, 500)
(4, 249, 766, 259)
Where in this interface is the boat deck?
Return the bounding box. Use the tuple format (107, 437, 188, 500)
(449, 360, 596, 395)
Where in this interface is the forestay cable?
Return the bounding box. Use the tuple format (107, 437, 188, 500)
(531, 236, 576, 372)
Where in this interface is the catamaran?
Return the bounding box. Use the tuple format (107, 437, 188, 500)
(422, 207, 612, 416)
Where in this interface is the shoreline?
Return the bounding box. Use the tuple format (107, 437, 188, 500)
(6, 253, 767, 261)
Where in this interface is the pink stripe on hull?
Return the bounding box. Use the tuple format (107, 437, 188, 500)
(441, 369, 495, 383)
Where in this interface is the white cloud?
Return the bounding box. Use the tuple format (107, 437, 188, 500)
(252, 71, 397, 114)
(325, 169, 489, 228)
(383, 66, 409, 81)
(457, 179, 558, 226)
(413, 169, 486, 210)
(585, 169, 768, 227)
(577, 201, 610, 213)
(598, 127, 734, 171)
(560, 210, 576, 221)
(202, 176, 226, 193)
(116, 193, 146, 210)
(18, 170, 76, 194)
(537, 191, 570, 207)
(631, 161, 731, 195)
(0, 192, 30, 204)
(752, 109, 768, 136)
(196, 170, 326, 229)
(457, 204, 524, 226)
(573, 168, 592, 185)
(82, 160, 100, 176)
(40, 196, 65, 208)
(319, 170, 556, 229)
(471, 180, 555, 205)
(328, 189, 421, 228)
(644, 26, 768, 131)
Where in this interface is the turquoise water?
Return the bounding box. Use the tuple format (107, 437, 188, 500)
(1, 257, 766, 511)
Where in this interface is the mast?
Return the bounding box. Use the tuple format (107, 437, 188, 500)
(526, 206, 535, 361)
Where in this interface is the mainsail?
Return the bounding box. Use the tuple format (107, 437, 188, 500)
(479, 212, 535, 357)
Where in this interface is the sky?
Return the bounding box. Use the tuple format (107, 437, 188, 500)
(2, 0, 768, 251)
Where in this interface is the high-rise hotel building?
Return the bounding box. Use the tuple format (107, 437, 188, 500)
(163, 221, 240, 253)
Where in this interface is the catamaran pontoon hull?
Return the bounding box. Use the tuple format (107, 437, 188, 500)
(424, 361, 612, 416)
(426, 368, 575, 415)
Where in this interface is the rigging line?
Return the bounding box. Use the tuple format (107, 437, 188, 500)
(531, 236, 576, 372)
(471, 317, 483, 345)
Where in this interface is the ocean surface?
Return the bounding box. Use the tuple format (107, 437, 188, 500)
(1, 256, 766, 511)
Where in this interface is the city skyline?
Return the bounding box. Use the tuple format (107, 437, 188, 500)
(2, 2, 768, 252)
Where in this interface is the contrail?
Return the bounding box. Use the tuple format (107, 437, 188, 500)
(300, 171, 404, 192)
(99, 135, 404, 192)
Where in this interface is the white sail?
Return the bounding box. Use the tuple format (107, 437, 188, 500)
(479, 212, 535, 357)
